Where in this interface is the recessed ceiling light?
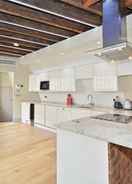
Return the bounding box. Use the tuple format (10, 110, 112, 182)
(128, 56, 132, 60)
(97, 52, 102, 56)
(97, 41, 101, 45)
(118, 47, 122, 51)
(13, 43, 19, 47)
(111, 60, 115, 64)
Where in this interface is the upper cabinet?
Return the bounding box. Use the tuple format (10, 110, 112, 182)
(75, 64, 93, 79)
(29, 67, 76, 92)
(29, 74, 40, 92)
(118, 62, 132, 76)
(49, 67, 76, 92)
(93, 63, 118, 92)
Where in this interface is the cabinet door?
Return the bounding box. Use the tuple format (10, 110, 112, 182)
(94, 63, 118, 92)
(45, 105, 57, 128)
(118, 62, 132, 76)
(34, 104, 45, 125)
(21, 102, 30, 123)
(75, 64, 93, 79)
(57, 107, 72, 124)
(29, 74, 39, 92)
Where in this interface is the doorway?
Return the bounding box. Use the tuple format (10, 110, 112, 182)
(0, 72, 14, 122)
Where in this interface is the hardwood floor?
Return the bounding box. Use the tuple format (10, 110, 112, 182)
(0, 123, 56, 184)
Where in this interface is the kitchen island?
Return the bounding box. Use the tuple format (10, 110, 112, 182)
(57, 112, 132, 184)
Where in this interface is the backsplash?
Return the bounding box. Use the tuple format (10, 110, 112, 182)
(39, 79, 123, 107)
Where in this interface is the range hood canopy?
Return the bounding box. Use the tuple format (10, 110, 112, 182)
(93, 0, 132, 62)
(95, 42, 132, 61)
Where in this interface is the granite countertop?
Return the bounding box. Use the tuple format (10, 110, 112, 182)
(22, 100, 132, 115)
(57, 115, 132, 149)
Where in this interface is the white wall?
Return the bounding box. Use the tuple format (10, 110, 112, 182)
(13, 63, 40, 121)
(19, 26, 102, 70)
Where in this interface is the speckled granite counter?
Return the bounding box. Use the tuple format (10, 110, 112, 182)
(57, 114, 132, 149)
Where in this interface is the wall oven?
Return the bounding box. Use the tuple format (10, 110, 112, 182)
(40, 81, 50, 90)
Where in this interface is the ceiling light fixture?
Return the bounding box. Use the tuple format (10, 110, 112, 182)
(111, 60, 115, 64)
(128, 56, 132, 60)
(13, 43, 19, 47)
(97, 52, 102, 56)
(97, 41, 101, 45)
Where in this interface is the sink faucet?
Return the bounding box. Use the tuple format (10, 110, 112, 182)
(87, 94, 94, 106)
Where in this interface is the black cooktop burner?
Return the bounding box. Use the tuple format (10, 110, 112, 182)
(91, 114, 132, 124)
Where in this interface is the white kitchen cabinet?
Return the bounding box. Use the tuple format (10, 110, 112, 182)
(45, 105, 58, 128)
(21, 102, 30, 123)
(118, 62, 132, 76)
(29, 74, 39, 92)
(57, 107, 72, 124)
(34, 104, 45, 126)
(57, 129, 109, 184)
(49, 68, 76, 92)
(75, 64, 93, 79)
(94, 63, 118, 92)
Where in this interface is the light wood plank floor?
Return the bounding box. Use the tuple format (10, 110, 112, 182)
(0, 123, 56, 184)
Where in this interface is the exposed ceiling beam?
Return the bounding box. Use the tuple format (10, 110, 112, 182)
(126, 0, 132, 7)
(0, 41, 39, 51)
(60, 0, 102, 16)
(0, 35, 46, 48)
(0, 22, 64, 42)
(0, 43, 33, 52)
(0, 46, 30, 55)
(0, 34, 48, 46)
(0, 29, 54, 46)
(0, 51, 22, 57)
(8, 0, 101, 26)
(0, 12, 75, 38)
(0, 0, 92, 33)
(82, 0, 101, 7)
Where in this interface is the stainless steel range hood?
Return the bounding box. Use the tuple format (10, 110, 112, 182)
(93, 0, 132, 62)
(95, 42, 132, 61)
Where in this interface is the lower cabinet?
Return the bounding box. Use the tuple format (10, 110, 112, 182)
(34, 104, 45, 126)
(57, 107, 72, 124)
(23, 103, 104, 130)
(45, 105, 58, 128)
(21, 102, 30, 123)
(57, 129, 109, 184)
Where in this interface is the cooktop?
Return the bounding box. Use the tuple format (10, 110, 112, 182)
(91, 114, 132, 124)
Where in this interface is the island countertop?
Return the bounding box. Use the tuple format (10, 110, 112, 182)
(57, 115, 132, 149)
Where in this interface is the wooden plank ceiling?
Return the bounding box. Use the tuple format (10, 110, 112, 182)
(0, 0, 131, 57)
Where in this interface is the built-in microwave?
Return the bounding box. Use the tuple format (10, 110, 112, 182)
(40, 81, 50, 90)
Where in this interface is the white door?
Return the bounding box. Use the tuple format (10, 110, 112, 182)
(0, 87, 13, 122)
(21, 102, 30, 123)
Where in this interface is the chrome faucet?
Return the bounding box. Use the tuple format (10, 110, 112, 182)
(87, 94, 94, 106)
